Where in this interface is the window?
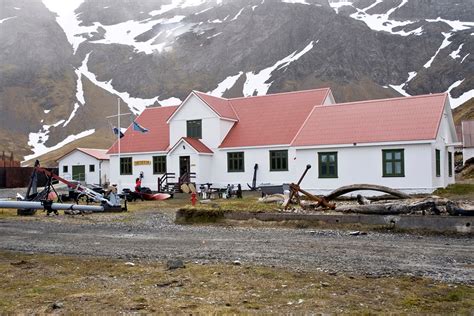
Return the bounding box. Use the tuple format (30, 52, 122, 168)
(63, 165, 68, 173)
(153, 156, 167, 174)
(436, 149, 441, 177)
(120, 157, 132, 175)
(382, 149, 404, 177)
(227, 152, 244, 172)
(448, 151, 453, 177)
(89, 164, 95, 172)
(187, 119, 202, 138)
(318, 152, 338, 178)
(270, 150, 288, 171)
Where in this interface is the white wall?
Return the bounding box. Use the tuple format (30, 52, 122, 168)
(58, 151, 109, 186)
(432, 103, 456, 188)
(296, 144, 433, 194)
(109, 153, 167, 191)
(169, 94, 232, 149)
(463, 148, 474, 164)
(211, 146, 296, 189)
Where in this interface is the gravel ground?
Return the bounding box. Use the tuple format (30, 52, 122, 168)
(0, 210, 472, 284)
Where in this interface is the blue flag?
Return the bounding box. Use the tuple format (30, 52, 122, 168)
(133, 121, 149, 133)
(113, 127, 125, 138)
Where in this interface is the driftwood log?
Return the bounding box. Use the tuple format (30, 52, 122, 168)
(336, 201, 440, 215)
(325, 184, 410, 201)
(446, 201, 474, 216)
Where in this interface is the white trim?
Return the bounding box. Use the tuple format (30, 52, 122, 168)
(166, 92, 195, 123)
(446, 142, 462, 147)
(168, 138, 214, 155)
(293, 139, 435, 150)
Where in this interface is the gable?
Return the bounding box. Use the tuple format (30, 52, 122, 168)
(167, 93, 220, 123)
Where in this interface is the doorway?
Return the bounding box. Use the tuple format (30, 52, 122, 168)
(179, 156, 190, 183)
(72, 165, 85, 182)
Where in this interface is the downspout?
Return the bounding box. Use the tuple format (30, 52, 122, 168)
(99, 160, 102, 187)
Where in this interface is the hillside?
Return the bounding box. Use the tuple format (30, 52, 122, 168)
(0, 0, 473, 164)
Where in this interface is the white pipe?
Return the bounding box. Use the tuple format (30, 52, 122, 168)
(0, 201, 104, 212)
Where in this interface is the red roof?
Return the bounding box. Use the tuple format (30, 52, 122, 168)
(291, 93, 448, 147)
(219, 88, 332, 148)
(194, 91, 239, 120)
(107, 106, 177, 154)
(77, 148, 110, 160)
(58, 148, 110, 161)
(182, 137, 214, 153)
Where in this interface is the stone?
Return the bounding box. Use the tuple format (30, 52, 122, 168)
(124, 262, 135, 266)
(52, 302, 64, 309)
(232, 260, 241, 266)
(166, 259, 185, 270)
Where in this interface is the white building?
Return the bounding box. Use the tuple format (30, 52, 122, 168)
(57, 148, 110, 186)
(107, 88, 457, 194)
(461, 120, 474, 164)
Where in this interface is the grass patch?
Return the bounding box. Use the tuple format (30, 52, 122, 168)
(433, 184, 474, 199)
(0, 251, 472, 314)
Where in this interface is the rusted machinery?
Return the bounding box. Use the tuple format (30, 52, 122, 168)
(9, 160, 126, 215)
(284, 164, 336, 210)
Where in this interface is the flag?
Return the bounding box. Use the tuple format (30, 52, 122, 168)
(133, 121, 149, 133)
(113, 127, 125, 138)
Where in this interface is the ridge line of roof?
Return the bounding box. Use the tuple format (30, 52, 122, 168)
(289, 105, 319, 146)
(225, 87, 332, 101)
(433, 93, 449, 140)
(192, 90, 238, 120)
(319, 92, 448, 108)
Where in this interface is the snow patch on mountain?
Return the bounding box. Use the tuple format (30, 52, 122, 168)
(448, 79, 473, 108)
(426, 17, 474, 32)
(92, 15, 188, 54)
(243, 41, 315, 96)
(231, 7, 245, 21)
(208, 72, 243, 96)
(281, 0, 310, 5)
(42, 0, 98, 53)
(149, 0, 206, 16)
(348, 0, 424, 37)
(0, 16, 17, 24)
(328, 1, 352, 14)
(25, 127, 95, 162)
(450, 43, 464, 60)
(423, 32, 451, 68)
(79, 53, 158, 114)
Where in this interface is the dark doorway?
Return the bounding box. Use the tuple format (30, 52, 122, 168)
(179, 156, 190, 183)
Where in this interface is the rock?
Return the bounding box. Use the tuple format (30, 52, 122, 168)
(166, 259, 185, 270)
(124, 262, 135, 266)
(349, 231, 361, 236)
(232, 260, 241, 266)
(52, 302, 64, 309)
(321, 282, 330, 287)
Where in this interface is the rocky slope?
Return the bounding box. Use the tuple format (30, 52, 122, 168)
(0, 0, 473, 164)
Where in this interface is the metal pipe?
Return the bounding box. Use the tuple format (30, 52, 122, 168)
(0, 201, 104, 212)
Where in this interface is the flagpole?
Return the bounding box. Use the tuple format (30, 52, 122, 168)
(117, 98, 121, 192)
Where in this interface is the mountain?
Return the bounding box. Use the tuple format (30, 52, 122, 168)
(0, 0, 473, 165)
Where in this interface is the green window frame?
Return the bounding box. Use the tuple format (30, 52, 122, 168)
(318, 152, 338, 178)
(89, 164, 95, 172)
(435, 149, 441, 177)
(448, 151, 453, 177)
(187, 119, 202, 139)
(227, 152, 245, 172)
(382, 149, 404, 177)
(153, 156, 167, 174)
(120, 157, 133, 175)
(270, 150, 288, 171)
(63, 165, 68, 173)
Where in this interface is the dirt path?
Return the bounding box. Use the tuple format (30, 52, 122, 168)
(0, 210, 472, 284)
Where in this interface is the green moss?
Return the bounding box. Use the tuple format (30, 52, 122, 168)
(433, 184, 474, 198)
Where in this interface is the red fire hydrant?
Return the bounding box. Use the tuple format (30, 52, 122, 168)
(191, 192, 197, 206)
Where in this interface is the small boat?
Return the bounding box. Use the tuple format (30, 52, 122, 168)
(140, 192, 171, 201)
